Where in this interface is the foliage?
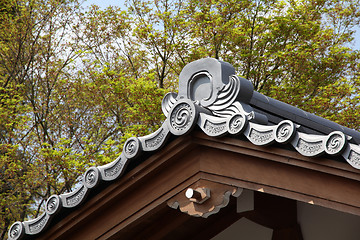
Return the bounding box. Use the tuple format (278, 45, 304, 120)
(126, 0, 360, 126)
(0, 0, 165, 238)
(0, 80, 37, 240)
(0, 0, 360, 239)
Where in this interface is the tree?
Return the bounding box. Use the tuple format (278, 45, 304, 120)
(1, 0, 360, 238)
(0, 1, 167, 238)
(0, 0, 83, 237)
(72, 4, 167, 138)
(130, 0, 360, 128)
(0, 78, 37, 240)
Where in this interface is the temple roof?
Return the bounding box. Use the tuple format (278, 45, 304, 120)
(8, 58, 360, 240)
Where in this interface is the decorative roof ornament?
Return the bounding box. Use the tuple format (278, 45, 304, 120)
(8, 58, 360, 240)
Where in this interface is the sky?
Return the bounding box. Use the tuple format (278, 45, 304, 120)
(83, 0, 126, 9)
(82, 0, 360, 50)
(353, 29, 360, 50)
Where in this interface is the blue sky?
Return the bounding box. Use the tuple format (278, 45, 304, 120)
(353, 31, 360, 50)
(82, 0, 126, 9)
(82, 0, 360, 50)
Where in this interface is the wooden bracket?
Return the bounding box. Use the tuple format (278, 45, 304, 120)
(167, 180, 242, 218)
